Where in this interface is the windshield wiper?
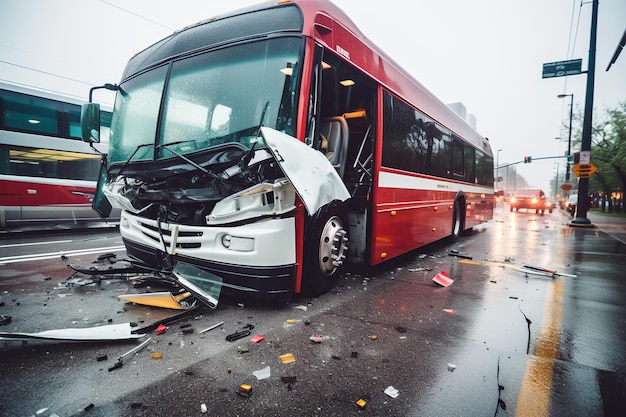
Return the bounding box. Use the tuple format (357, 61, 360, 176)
(156, 140, 208, 174)
(114, 142, 155, 179)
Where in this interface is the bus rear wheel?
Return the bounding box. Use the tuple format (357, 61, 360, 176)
(301, 201, 349, 297)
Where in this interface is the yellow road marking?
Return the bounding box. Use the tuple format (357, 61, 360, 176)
(515, 278, 563, 416)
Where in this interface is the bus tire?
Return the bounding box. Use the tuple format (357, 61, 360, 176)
(450, 199, 464, 243)
(301, 201, 349, 297)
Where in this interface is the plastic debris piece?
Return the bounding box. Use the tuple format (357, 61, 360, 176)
(280, 353, 295, 364)
(281, 376, 297, 383)
(200, 403, 207, 414)
(0, 315, 12, 326)
(156, 324, 168, 335)
(294, 305, 308, 311)
(433, 271, 454, 287)
(199, 321, 224, 334)
(448, 250, 473, 259)
(356, 399, 367, 409)
(286, 319, 295, 324)
(448, 363, 457, 372)
(238, 347, 249, 354)
(108, 362, 123, 372)
(118, 291, 192, 310)
(0, 323, 144, 342)
(395, 326, 407, 333)
(182, 327, 194, 334)
(384, 386, 399, 398)
(118, 338, 151, 362)
(250, 335, 265, 343)
(84, 403, 95, 411)
(443, 309, 456, 314)
(226, 329, 250, 342)
(227, 368, 232, 374)
(253, 366, 271, 380)
(370, 335, 378, 340)
(96, 355, 108, 362)
(309, 334, 323, 343)
(239, 383, 252, 393)
(151, 352, 162, 359)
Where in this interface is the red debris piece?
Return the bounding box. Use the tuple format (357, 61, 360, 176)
(156, 324, 168, 335)
(433, 271, 454, 287)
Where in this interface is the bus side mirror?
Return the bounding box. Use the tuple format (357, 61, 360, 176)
(81, 103, 101, 143)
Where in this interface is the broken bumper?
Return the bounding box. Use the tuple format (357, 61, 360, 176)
(119, 212, 298, 302)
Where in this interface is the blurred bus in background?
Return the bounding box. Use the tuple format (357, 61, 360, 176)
(0, 82, 116, 230)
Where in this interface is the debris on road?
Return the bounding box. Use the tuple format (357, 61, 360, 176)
(253, 366, 271, 380)
(0, 315, 11, 326)
(384, 386, 399, 398)
(0, 322, 144, 342)
(118, 291, 194, 310)
(448, 249, 473, 260)
(238, 383, 253, 397)
(226, 329, 251, 342)
(118, 337, 152, 362)
(309, 334, 323, 343)
(433, 271, 454, 287)
(280, 353, 295, 364)
(199, 321, 224, 334)
(522, 263, 577, 278)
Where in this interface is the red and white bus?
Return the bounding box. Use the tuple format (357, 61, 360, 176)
(81, 0, 493, 304)
(0, 82, 115, 229)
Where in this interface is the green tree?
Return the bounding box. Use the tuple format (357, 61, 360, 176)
(587, 101, 626, 212)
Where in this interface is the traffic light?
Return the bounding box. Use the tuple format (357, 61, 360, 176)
(524, 156, 532, 163)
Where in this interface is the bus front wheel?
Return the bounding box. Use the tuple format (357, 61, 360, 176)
(301, 201, 349, 297)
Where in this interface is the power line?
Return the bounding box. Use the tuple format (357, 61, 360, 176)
(99, 0, 173, 31)
(0, 60, 94, 86)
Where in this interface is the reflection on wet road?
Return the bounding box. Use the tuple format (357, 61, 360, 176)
(0, 207, 624, 416)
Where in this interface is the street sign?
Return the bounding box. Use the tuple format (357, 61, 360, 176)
(580, 151, 590, 165)
(560, 183, 573, 191)
(542, 59, 583, 78)
(571, 163, 597, 178)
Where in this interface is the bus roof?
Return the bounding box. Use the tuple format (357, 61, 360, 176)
(124, 0, 490, 156)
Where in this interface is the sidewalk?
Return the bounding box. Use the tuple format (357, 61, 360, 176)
(584, 210, 626, 244)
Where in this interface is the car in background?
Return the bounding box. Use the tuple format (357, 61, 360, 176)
(509, 188, 551, 215)
(565, 194, 578, 216)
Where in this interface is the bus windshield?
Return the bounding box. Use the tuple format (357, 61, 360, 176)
(108, 37, 304, 165)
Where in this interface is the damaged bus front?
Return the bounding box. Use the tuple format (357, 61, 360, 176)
(81, 18, 350, 304)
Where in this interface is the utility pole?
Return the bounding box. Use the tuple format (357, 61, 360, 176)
(571, 0, 598, 226)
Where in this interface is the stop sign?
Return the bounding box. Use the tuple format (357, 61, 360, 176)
(561, 183, 573, 191)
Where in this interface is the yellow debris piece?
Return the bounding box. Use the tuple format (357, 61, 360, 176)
(280, 353, 295, 364)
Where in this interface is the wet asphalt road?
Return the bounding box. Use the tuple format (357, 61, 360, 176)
(0, 205, 624, 417)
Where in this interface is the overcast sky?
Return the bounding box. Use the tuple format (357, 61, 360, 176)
(1, 0, 625, 193)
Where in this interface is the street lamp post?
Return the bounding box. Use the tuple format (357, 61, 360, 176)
(557, 93, 573, 181)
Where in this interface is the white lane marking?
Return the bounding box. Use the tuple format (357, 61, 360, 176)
(0, 245, 126, 264)
(0, 240, 73, 249)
